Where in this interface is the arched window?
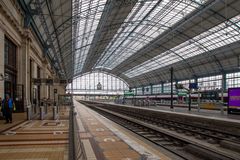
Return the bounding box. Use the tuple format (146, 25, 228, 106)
(66, 71, 129, 95)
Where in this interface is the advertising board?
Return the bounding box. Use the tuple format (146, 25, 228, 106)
(228, 88, 240, 114)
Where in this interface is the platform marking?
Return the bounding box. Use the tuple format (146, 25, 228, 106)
(4, 131, 16, 135)
(103, 138, 116, 142)
(53, 131, 64, 135)
(86, 107, 161, 160)
(96, 128, 105, 132)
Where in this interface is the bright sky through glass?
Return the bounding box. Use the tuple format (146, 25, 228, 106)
(95, 0, 206, 70)
(124, 15, 240, 78)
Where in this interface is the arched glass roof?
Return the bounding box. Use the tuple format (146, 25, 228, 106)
(95, 0, 207, 70)
(73, 0, 108, 74)
(66, 71, 129, 95)
(124, 15, 240, 78)
(20, 0, 240, 87)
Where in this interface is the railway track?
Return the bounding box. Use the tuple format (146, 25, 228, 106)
(83, 102, 240, 160)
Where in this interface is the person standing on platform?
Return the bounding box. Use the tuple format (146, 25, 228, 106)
(2, 94, 13, 123)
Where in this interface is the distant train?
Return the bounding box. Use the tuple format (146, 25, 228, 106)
(122, 90, 228, 109)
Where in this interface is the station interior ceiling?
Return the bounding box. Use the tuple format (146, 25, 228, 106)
(19, 0, 240, 88)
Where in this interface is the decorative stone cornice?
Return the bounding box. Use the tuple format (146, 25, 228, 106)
(0, 1, 24, 37)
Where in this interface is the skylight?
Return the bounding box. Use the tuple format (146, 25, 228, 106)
(124, 15, 240, 78)
(95, 0, 206, 70)
(73, 0, 107, 74)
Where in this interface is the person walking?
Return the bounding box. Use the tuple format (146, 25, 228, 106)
(2, 94, 13, 123)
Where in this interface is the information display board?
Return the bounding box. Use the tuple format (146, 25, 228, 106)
(228, 88, 240, 114)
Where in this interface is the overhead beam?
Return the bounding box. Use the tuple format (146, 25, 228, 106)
(112, 0, 239, 74)
(81, 0, 137, 73)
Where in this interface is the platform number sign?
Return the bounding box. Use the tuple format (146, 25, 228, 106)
(228, 88, 240, 114)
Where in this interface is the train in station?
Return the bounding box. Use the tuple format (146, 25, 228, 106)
(120, 90, 228, 110)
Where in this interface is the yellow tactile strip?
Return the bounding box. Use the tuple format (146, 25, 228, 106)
(76, 103, 141, 160)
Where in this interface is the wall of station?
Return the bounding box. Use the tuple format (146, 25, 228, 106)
(0, 0, 65, 111)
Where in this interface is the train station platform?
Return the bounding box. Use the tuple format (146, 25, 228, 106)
(0, 100, 238, 160)
(80, 100, 240, 137)
(0, 102, 176, 160)
(73, 100, 172, 160)
(147, 104, 240, 121)
(105, 101, 240, 121)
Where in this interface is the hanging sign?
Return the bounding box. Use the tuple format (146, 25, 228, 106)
(97, 82, 102, 90)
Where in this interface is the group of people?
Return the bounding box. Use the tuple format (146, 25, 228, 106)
(0, 94, 14, 124)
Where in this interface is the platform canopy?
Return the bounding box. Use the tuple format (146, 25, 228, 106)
(19, 0, 240, 87)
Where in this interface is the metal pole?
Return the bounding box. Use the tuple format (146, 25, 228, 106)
(69, 80, 75, 160)
(221, 88, 224, 115)
(170, 67, 173, 109)
(197, 90, 200, 112)
(188, 90, 191, 111)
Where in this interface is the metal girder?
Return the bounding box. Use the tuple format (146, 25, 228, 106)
(96, 0, 163, 68)
(34, 0, 66, 78)
(173, 30, 223, 74)
(129, 41, 240, 87)
(49, 17, 72, 39)
(45, 0, 68, 78)
(112, 0, 221, 73)
(19, 0, 59, 74)
(81, 0, 137, 73)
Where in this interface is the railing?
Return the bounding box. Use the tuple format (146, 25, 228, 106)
(69, 105, 86, 160)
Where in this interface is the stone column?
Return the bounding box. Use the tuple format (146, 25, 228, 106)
(0, 27, 4, 98)
(40, 61, 48, 99)
(21, 36, 31, 108)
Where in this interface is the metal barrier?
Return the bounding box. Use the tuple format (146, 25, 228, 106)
(69, 105, 86, 160)
(40, 106, 44, 120)
(27, 105, 31, 120)
(53, 106, 57, 120)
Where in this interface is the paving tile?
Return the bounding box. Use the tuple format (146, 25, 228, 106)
(0, 107, 70, 160)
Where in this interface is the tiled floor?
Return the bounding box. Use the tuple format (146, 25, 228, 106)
(75, 101, 170, 160)
(0, 107, 70, 160)
(0, 112, 26, 133)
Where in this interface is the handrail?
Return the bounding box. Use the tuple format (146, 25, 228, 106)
(69, 105, 86, 160)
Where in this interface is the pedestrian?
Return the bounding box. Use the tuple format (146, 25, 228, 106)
(2, 94, 13, 123)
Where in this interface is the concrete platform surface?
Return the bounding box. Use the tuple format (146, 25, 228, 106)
(87, 101, 240, 122)
(74, 100, 172, 160)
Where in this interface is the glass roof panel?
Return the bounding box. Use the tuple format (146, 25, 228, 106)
(124, 14, 240, 78)
(73, 0, 107, 74)
(95, 0, 205, 70)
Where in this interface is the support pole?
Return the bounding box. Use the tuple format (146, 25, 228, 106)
(221, 88, 224, 115)
(53, 106, 57, 120)
(170, 67, 173, 109)
(188, 91, 191, 111)
(27, 105, 31, 120)
(40, 106, 44, 120)
(197, 91, 200, 112)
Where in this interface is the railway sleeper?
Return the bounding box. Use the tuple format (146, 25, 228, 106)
(220, 140, 240, 153)
(184, 144, 233, 160)
(92, 105, 240, 160)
